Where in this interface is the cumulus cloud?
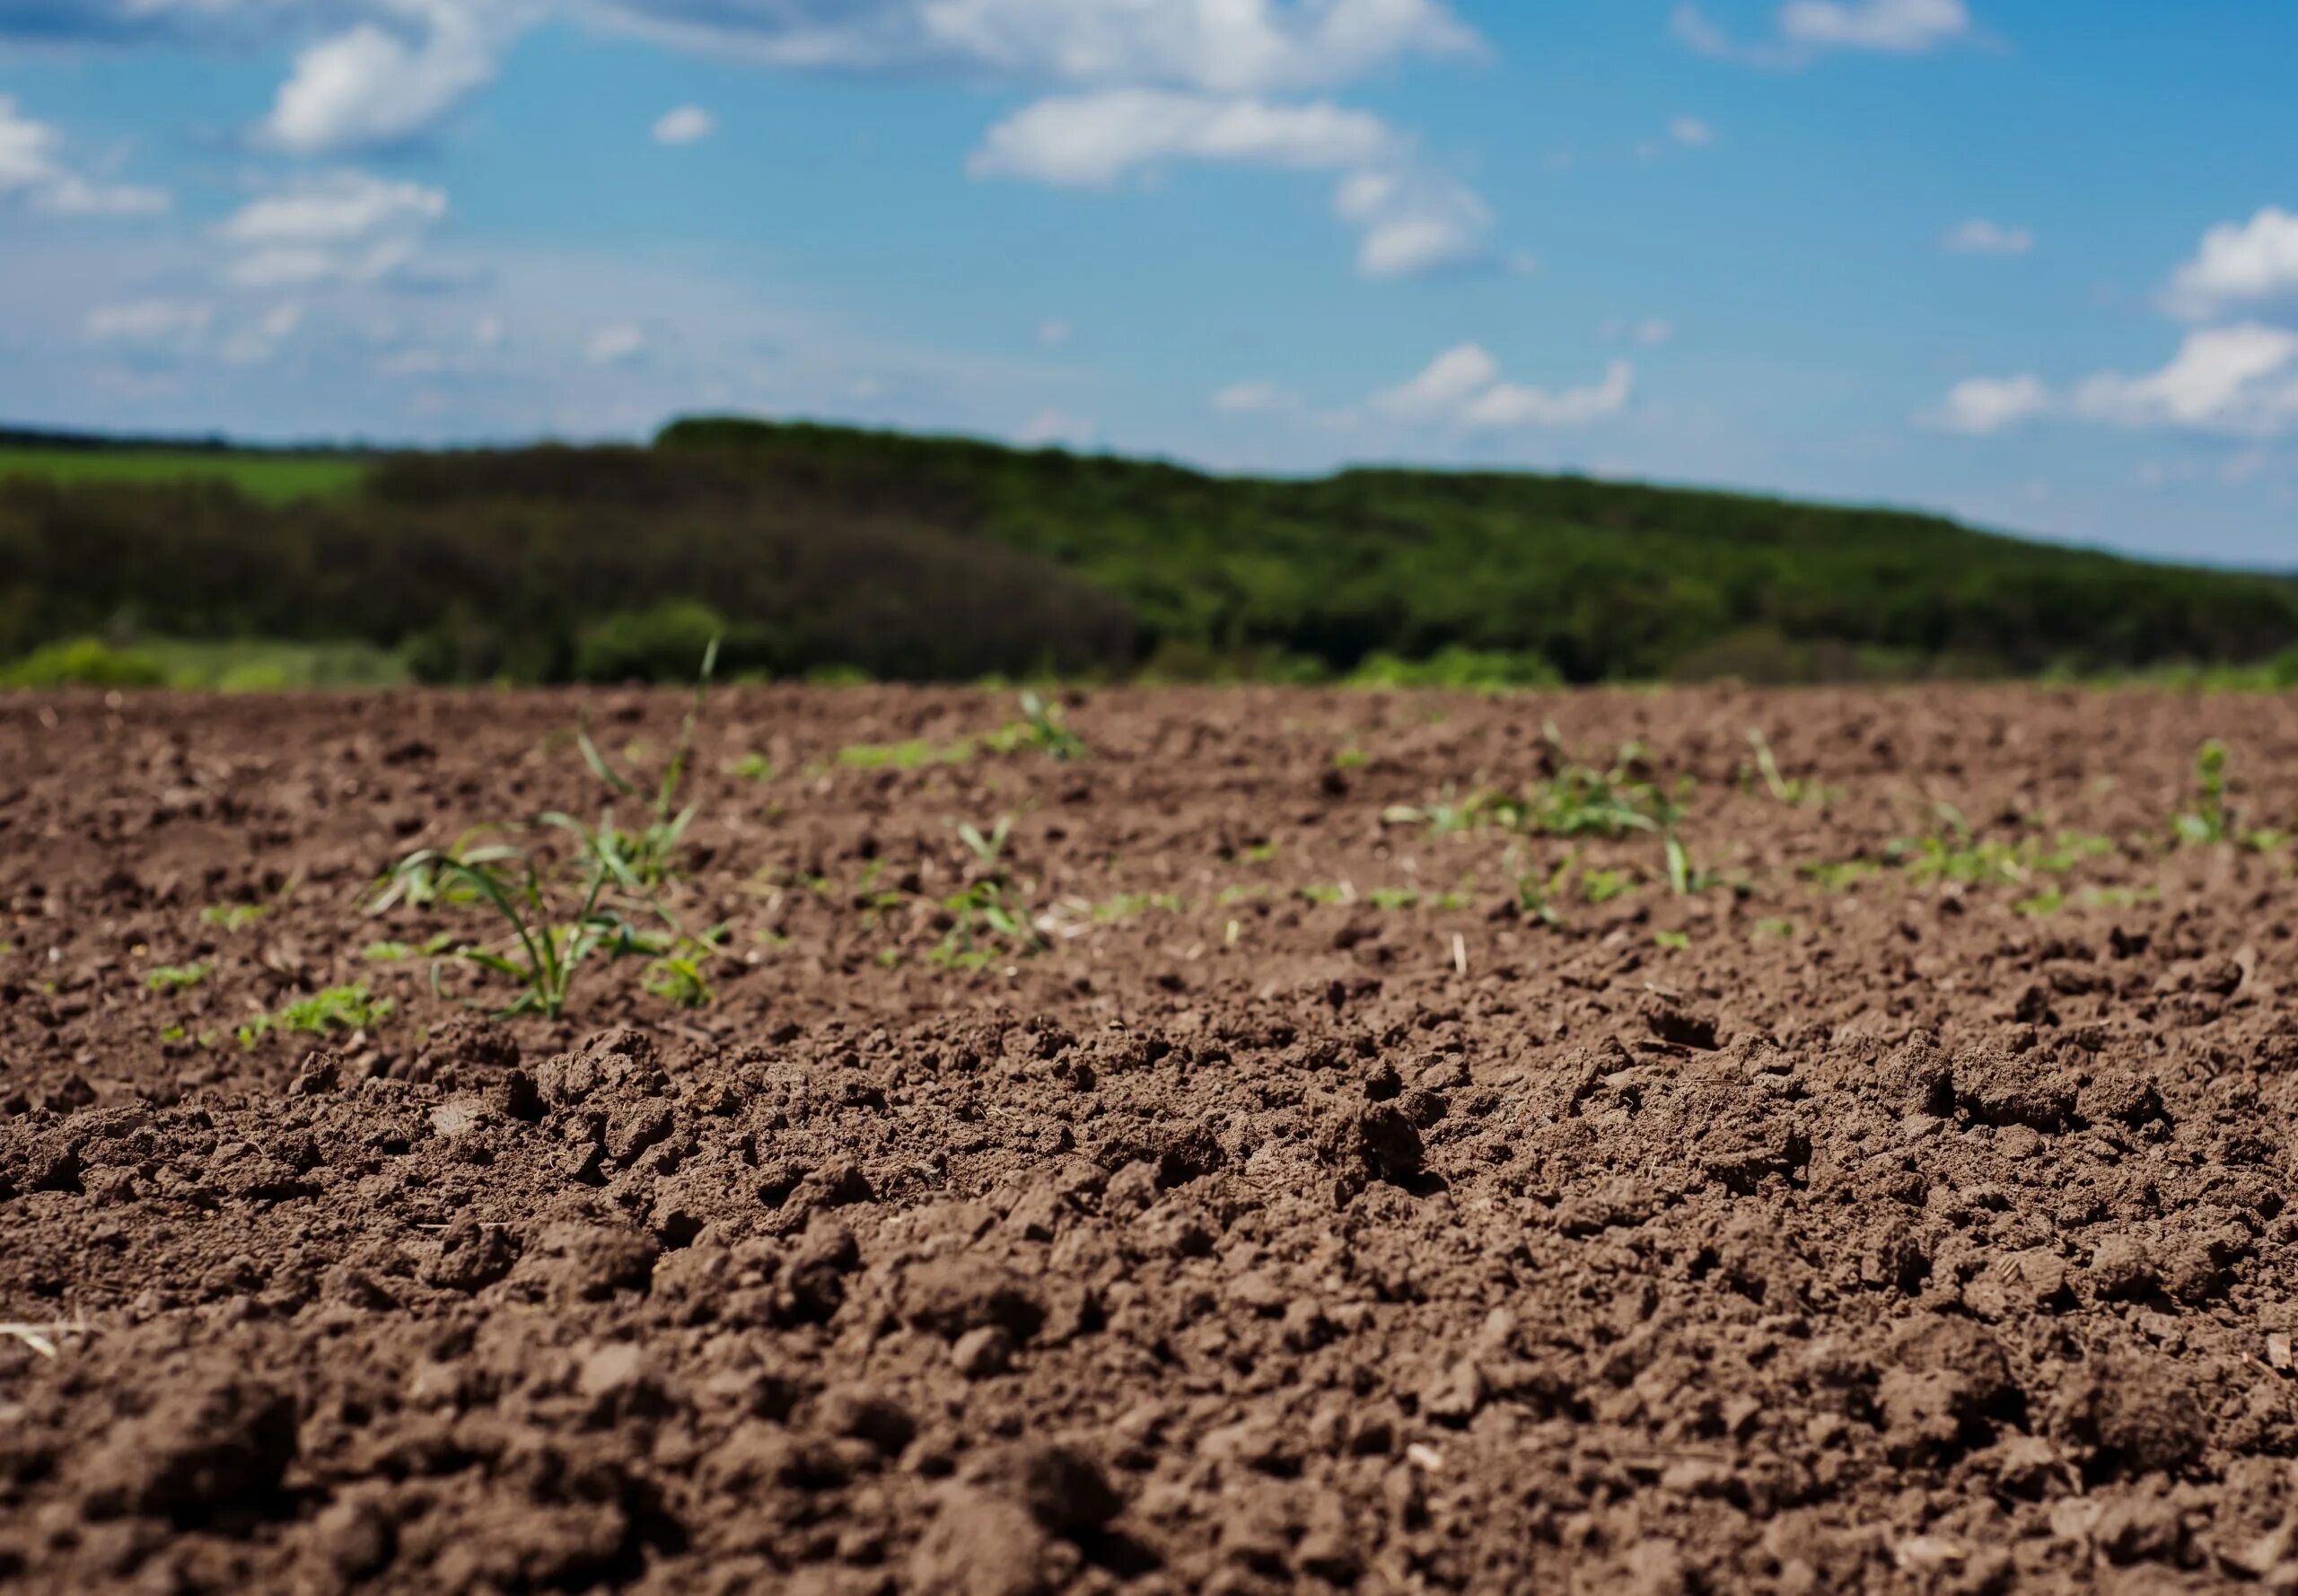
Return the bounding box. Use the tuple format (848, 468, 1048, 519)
(1212, 380, 1301, 415)
(1332, 165, 1490, 277)
(0, 95, 171, 216)
(2162, 206, 2298, 322)
(593, 0, 1480, 94)
(969, 90, 1390, 186)
(2071, 325, 2298, 435)
(653, 104, 715, 145)
(1374, 343, 1632, 429)
(1779, 0, 1969, 52)
(971, 88, 1487, 277)
(586, 323, 646, 364)
(261, 0, 515, 153)
(1943, 218, 2031, 256)
(1673, 0, 1969, 66)
(85, 300, 215, 342)
(1934, 373, 2047, 434)
(219, 169, 449, 287)
(1934, 328, 2298, 438)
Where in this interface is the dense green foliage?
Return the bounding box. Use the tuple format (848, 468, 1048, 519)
(1, 417, 2294, 686)
(0, 429, 364, 504)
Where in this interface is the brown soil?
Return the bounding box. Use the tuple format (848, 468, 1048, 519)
(5, 684, 2298, 1594)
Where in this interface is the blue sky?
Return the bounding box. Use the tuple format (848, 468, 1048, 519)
(3, 0, 2295, 566)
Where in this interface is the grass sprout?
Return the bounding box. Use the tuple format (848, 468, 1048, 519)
(145, 961, 211, 993)
(239, 983, 392, 1049)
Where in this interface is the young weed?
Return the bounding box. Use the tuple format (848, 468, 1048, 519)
(982, 691, 1089, 762)
(574, 639, 718, 888)
(199, 903, 268, 933)
(145, 961, 211, 993)
(239, 983, 391, 1049)
(727, 752, 775, 782)
(1742, 730, 1838, 807)
(1503, 846, 1576, 927)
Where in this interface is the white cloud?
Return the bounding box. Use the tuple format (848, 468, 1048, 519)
(1017, 407, 1094, 446)
(2072, 325, 2298, 435)
(597, 0, 1480, 95)
(1631, 318, 1675, 346)
(1212, 380, 1300, 415)
(2162, 206, 2298, 322)
(0, 95, 171, 217)
(219, 170, 449, 287)
(972, 88, 1486, 277)
(653, 104, 715, 145)
(263, 0, 513, 153)
(1934, 373, 2048, 434)
(1374, 343, 1632, 429)
(1780, 0, 1970, 52)
(1943, 218, 2031, 257)
(1035, 318, 1072, 347)
(1670, 115, 1715, 148)
(969, 90, 1391, 186)
(85, 300, 215, 342)
(1673, 0, 1969, 66)
(1333, 165, 1490, 278)
(586, 324, 647, 364)
(1934, 327, 2298, 439)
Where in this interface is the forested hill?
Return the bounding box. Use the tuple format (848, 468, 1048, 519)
(1, 416, 2294, 686)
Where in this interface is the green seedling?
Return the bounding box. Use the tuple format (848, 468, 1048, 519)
(1503, 846, 1576, 926)
(2172, 740, 2233, 846)
(986, 691, 1088, 761)
(1890, 825, 2113, 889)
(1092, 891, 1188, 923)
(1653, 930, 1691, 951)
(1751, 917, 1798, 941)
(575, 639, 717, 887)
(838, 738, 969, 770)
(1581, 867, 1639, 905)
(361, 934, 458, 962)
(199, 903, 267, 932)
(1333, 746, 1371, 770)
(373, 824, 704, 1020)
(239, 983, 391, 1049)
(145, 962, 210, 993)
(930, 880, 1041, 970)
(1742, 729, 1838, 807)
(728, 752, 775, 782)
(1802, 859, 1884, 892)
(958, 815, 1015, 865)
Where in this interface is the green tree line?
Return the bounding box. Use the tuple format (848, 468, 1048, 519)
(1, 417, 2293, 685)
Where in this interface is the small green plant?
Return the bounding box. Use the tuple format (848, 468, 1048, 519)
(361, 933, 457, 962)
(931, 881, 1041, 969)
(574, 639, 717, 887)
(1581, 867, 1639, 905)
(239, 983, 392, 1048)
(373, 823, 710, 1020)
(728, 752, 775, 782)
(1653, 930, 1691, 951)
(958, 815, 1015, 865)
(1751, 917, 1798, 941)
(145, 962, 211, 993)
(1802, 859, 1884, 892)
(1742, 730, 1838, 807)
(1503, 846, 1576, 926)
(982, 691, 1089, 761)
(199, 903, 268, 932)
(2172, 740, 2232, 846)
(1332, 746, 1371, 770)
